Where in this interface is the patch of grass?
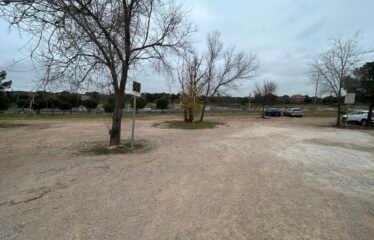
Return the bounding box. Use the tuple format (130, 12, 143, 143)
(81, 140, 152, 156)
(154, 120, 223, 129)
(0, 122, 30, 128)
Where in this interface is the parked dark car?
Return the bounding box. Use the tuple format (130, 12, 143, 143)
(265, 108, 281, 117)
(283, 108, 304, 117)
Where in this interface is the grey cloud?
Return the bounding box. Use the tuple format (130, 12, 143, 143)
(1, 0, 373, 96)
(296, 19, 325, 40)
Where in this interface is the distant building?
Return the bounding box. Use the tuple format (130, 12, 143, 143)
(290, 94, 305, 103)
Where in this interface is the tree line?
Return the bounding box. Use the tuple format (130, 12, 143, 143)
(1, 86, 176, 114)
(1, 90, 97, 114)
(2, 87, 354, 113)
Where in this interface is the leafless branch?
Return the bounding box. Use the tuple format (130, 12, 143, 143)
(0, 0, 193, 145)
(309, 33, 364, 125)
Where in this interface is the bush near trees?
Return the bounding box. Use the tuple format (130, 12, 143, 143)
(31, 93, 48, 114)
(44, 94, 59, 115)
(0, 70, 12, 112)
(16, 99, 29, 110)
(0, 93, 10, 111)
(130, 97, 147, 113)
(57, 92, 81, 114)
(103, 103, 114, 113)
(28, 92, 81, 115)
(103, 95, 118, 113)
(16, 94, 31, 111)
(56, 100, 72, 114)
(155, 98, 169, 112)
(141, 93, 179, 104)
(304, 95, 312, 104)
(82, 99, 99, 114)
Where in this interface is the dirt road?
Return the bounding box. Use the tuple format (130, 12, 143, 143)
(0, 116, 373, 240)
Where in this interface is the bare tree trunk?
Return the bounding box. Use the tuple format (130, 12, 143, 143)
(367, 103, 373, 127)
(200, 82, 211, 122)
(109, 92, 124, 146)
(184, 109, 188, 122)
(262, 104, 265, 118)
(336, 96, 341, 126)
(188, 108, 193, 122)
(200, 97, 208, 122)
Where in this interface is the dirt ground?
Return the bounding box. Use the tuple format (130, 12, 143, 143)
(0, 116, 373, 240)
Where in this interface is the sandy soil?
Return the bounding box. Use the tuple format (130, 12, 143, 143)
(0, 116, 373, 240)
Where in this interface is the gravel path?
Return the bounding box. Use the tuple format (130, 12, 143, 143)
(0, 117, 373, 240)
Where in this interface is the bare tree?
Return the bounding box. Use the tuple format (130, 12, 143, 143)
(309, 70, 322, 105)
(254, 80, 277, 118)
(310, 34, 362, 126)
(200, 31, 258, 122)
(0, 0, 193, 145)
(177, 52, 205, 122)
(199, 31, 222, 122)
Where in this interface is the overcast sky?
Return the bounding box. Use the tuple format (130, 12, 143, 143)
(1, 0, 373, 96)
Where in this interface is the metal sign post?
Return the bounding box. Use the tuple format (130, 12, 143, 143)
(131, 81, 141, 148)
(344, 93, 356, 128)
(131, 95, 136, 147)
(346, 104, 350, 128)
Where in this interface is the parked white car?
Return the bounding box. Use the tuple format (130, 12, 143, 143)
(342, 110, 374, 126)
(283, 108, 304, 117)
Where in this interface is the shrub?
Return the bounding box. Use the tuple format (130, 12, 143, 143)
(82, 99, 99, 114)
(130, 97, 147, 112)
(32, 93, 48, 114)
(56, 100, 72, 113)
(155, 98, 169, 112)
(16, 99, 29, 109)
(0, 92, 10, 111)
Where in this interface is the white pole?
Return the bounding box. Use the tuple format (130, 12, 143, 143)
(346, 104, 350, 128)
(131, 95, 136, 148)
